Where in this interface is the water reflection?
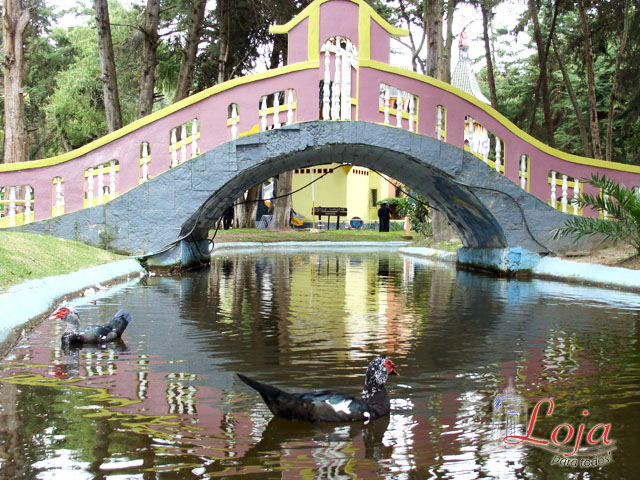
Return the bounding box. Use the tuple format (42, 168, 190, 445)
(0, 248, 639, 478)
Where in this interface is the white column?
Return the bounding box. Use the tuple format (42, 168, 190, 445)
(87, 167, 94, 206)
(520, 155, 527, 189)
(171, 129, 178, 167)
(341, 38, 352, 120)
(467, 116, 474, 152)
(561, 174, 568, 213)
(436, 105, 443, 139)
(180, 124, 187, 164)
(231, 104, 238, 139)
(495, 138, 502, 173)
(261, 96, 268, 131)
(603, 193, 609, 220)
(384, 85, 390, 125)
(408, 95, 415, 132)
(9, 186, 16, 226)
(395, 91, 402, 127)
(191, 119, 198, 157)
(287, 89, 294, 125)
(331, 42, 341, 121)
(323, 41, 331, 120)
(273, 92, 281, 129)
(550, 170, 557, 208)
(55, 178, 63, 216)
(573, 178, 580, 215)
(22, 186, 31, 224)
(97, 164, 104, 205)
(109, 159, 116, 200)
(141, 143, 149, 182)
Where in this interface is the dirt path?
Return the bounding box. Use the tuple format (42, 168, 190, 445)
(560, 244, 640, 270)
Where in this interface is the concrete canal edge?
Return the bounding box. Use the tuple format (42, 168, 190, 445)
(399, 246, 640, 292)
(0, 259, 146, 355)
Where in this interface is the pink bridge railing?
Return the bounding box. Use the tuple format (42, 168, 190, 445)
(1, 38, 640, 228)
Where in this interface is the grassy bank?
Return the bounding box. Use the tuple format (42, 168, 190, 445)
(212, 228, 415, 243)
(0, 232, 125, 292)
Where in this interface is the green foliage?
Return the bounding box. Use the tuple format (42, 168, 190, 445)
(378, 192, 431, 236)
(553, 174, 640, 252)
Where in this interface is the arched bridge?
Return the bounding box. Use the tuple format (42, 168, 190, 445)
(1, 0, 639, 267)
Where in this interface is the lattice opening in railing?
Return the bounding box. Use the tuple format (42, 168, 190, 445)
(169, 118, 200, 168)
(84, 160, 119, 208)
(258, 89, 296, 132)
(52, 177, 65, 217)
(548, 170, 581, 215)
(139, 142, 151, 184)
(519, 155, 530, 191)
(465, 115, 505, 175)
(379, 84, 418, 132)
(227, 103, 240, 139)
(436, 105, 447, 141)
(0, 185, 34, 227)
(320, 35, 357, 121)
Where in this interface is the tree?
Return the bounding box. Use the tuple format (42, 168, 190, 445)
(173, 0, 206, 102)
(137, 0, 161, 118)
(553, 174, 640, 254)
(94, 0, 123, 132)
(2, 0, 32, 163)
(479, 0, 498, 109)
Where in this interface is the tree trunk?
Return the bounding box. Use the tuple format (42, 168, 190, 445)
(273, 172, 293, 230)
(440, 0, 456, 83)
(216, 0, 231, 84)
(576, 0, 602, 160)
(553, 38, 592, 158)
(173, 0, 207, 102)
(480, 1, 498, 110)
(137, 0, 161, 119)
(94, 0, 123, 132)
(236, 186, 260, 228)
(2, 0, 31, 163)
(527, 0, 555, 147)
(605, 0, 630, 162)
(425, 0, 444, 79)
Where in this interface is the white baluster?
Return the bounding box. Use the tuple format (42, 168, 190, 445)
(24, 186, 31, 224)
(396, 91, 402, 127)
(495, 138, 502, 173)
(408, 95, 415, 132)
(603, 193, 609, 220)
(97, 164, 104, 205)
(287, 89, 294, 125)
(273, 92, 281, 129)
(436, 105, 443, 139)
(171, 129, 178, 167)
(573, 178, 580, 215)
(87, 167, 94, 206)
(9, 186, 15, 226)
(467, 116, 474, 152)
(261, 96, 267, 131)
(191, 119, 198, 157)
(561, 174, 568, 213)
(550, 170, 557, 208)
(109, 159, 116, 200)
(323, 41, 331, 120)
(141, 143, 149, 182)
(384, 85, 390, 125)
(331, 42, 341, 121)
(231, 104, 238, 139)
(342, 38, 351, 120)
(55, 178, 63, 216)
(180, 124, 187, 164)
(520, 155, 527, 189)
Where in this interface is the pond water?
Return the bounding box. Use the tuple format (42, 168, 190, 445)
(1, 247, 639, 479)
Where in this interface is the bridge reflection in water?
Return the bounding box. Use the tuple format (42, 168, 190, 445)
(1, 249, 639, 478)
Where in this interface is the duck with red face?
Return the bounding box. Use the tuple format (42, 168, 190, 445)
(49, 303, 131, 347)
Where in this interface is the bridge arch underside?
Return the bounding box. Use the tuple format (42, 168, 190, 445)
(12, 122, 604, 267)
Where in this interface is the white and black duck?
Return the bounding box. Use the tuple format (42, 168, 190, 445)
(237, 355, 399, 422)
(48, 303, 131, 347)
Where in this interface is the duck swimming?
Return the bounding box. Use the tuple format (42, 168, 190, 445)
(48, 303, 131, 347)
(237, 355, 399, 422)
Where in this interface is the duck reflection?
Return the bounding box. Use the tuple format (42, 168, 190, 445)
(56, 339, 128, 379)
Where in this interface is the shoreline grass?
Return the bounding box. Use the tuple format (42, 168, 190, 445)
(0, 232, 125, 292)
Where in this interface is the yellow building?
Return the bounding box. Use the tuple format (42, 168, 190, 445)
(290, 163, 397, 228)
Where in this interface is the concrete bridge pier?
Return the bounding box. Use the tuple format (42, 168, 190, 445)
(142, 236, 211, 270)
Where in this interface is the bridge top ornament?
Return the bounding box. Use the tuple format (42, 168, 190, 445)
(1, 0, 640, 229)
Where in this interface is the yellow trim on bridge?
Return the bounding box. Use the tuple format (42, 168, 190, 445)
(0, 61, 318, 173)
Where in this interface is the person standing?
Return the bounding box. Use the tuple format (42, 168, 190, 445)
(223, 205, 234, 230)
(377, 201, 392, 232)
